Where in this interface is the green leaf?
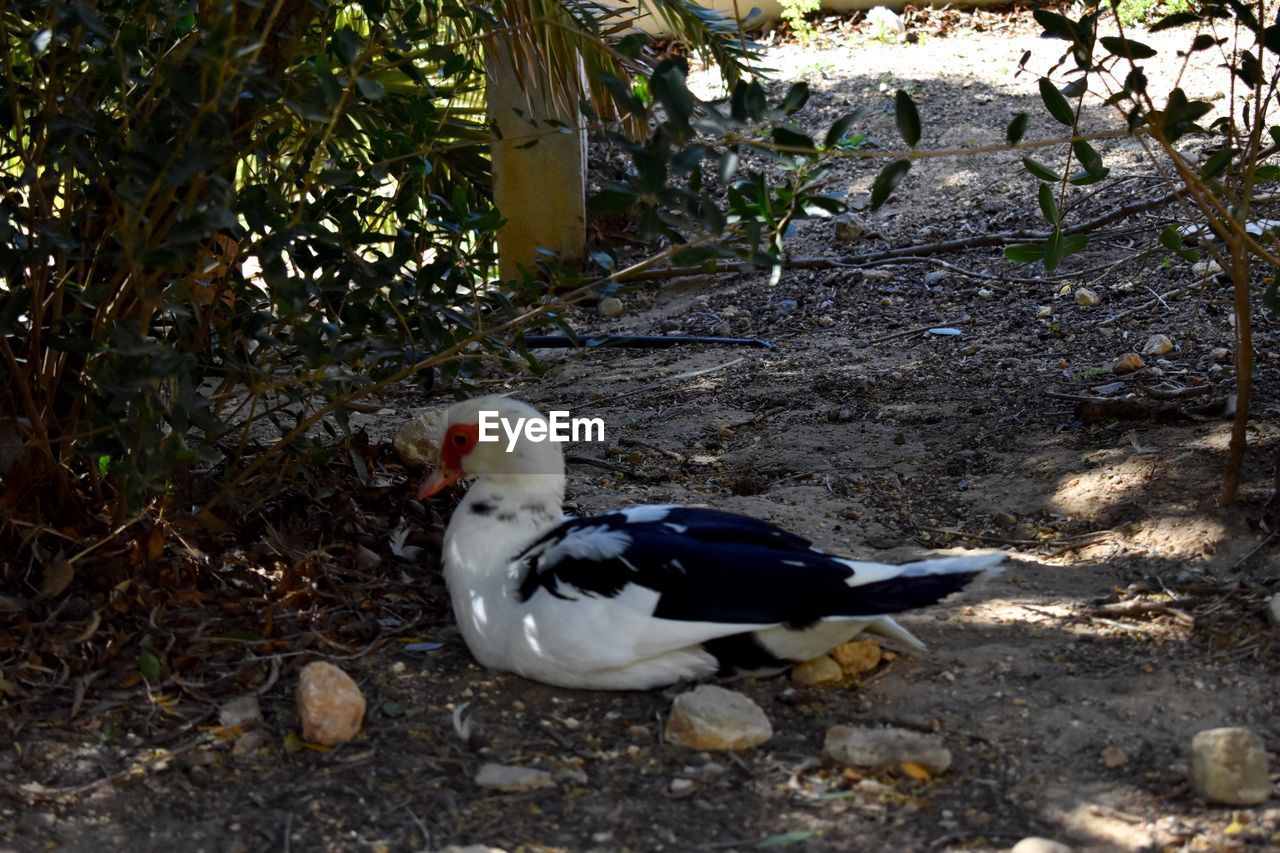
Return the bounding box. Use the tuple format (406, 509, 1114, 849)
(1062, 233, 1089, 256)
(1265, 24, 1280, 55)
(1033, 9, 1077, 41)
(895, 89, 922, 147)
(1006, 113, 1029, 145)
(1068, 167, 1110, 185)
(1039, 78, 1075, 126)
(1158, 223, 1183, 251)
(1236, 51, 1263, 87)
(97, 455, 111, 477)
(589, 189, 636, 215)
(1038, 184, 1059, 224)
(799, 196, 846, 217)
(824, 109, 865, 148)
(333, 28, 363, 65)
(1100, 36, 1157, 59)
(781, 82, 810, 114)
(1200, 147, 1235, 179)
(1159, 88, 1213, 142)
(1072, 140, 1104, 174)
(1150, 11, 1200, 31)
(1062, 77, 1088, 98)
(869, 158, 912, 210)
(356, 76, 385, 101)
(1188, 34, 1224, 52)
(139, 650, 161, 684)
(1255, 164, 1280, 181)
(772, 127, 816, 153)
(651, 60, 693, 129)
(1022, 156, 1059, 182)
(758, 830, 817, 848)
(1044, 227, 1065, 272)
(1005, 243, 1045, 262)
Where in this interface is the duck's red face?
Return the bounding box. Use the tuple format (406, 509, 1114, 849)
(417, 422, 480, 499)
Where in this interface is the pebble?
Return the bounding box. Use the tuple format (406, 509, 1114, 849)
(992, 511, 1018, 529)
(393, 409, 445, 467)
(1193, 259, 1224, 277)
(232, 729, 272, 757)
(1267, 593, 1280, 626)
(1074, 287, 1101, 307)
(669, 778, 695, 794)
(660, 318, 681, 332)
(1188, 727, 1271, 805)
(978, 288, 996, 300)
(1210, 346, 1232, 363)
(296, 661, 366, 746)
(664, 685, 773, 751)
(924, 271, 947, 285)
(1010, 839, 1073, 853)
(1112, 352, 1145, 374)
(834, 216, 866, 242)
(823, 725, 952, 773)
(475, 763, 555, 793)
(438, 846, 507, 853)
(863, 268, 894, 282)
(828, 408, 855, 423)
(775, 299, 798, 313)
(817, 316, 835, 327)
(879, 297, 893, 307)
(792, 655, 844, 686)
(598, 297, 625, 318)
(831, 638, 881, 676)
(1036, 305, 1052, 319)
(1142, 333, 1174, 356)
(1101, 745, 1129, 768)
(219, 694, 263, 729)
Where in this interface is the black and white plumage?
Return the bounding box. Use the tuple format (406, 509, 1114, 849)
(417, 396, 1005, 690)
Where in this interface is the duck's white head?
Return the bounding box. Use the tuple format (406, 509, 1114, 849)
(416, 396, 566, 499)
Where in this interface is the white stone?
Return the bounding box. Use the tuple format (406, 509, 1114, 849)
(1074, 287, 1100, 307)
(1267, 593, 1280, 626)
(219, 694, 263, 729)
(598, 297, 625, 318)
(1141, 334, 1175, 356)
(394, 409, 445, 467)
(1011, 839, 1073, 853)
(1036, 305, 1052, 320)
(474, 763, 555, 793)
(296, 661, 366, 746)
(664, 685, 772, 751)
(978, 288, 996, 300)
(823, 725, 952, 772)
(1188, 727, 1271, 805)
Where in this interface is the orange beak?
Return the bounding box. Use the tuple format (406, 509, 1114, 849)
(417, 466, 462, 500)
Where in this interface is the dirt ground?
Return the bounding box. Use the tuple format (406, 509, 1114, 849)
(5, 8, 1280, 853)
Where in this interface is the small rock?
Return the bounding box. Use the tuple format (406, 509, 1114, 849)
(992, 511, 1018, 529)
(717, 427, 734, 439)
(552, 766, 589, 786)
(828, 408, 855, 423)
(1193, 259, 1224, 277)
(394, 409, 445, 467)
(792, 655, 844, 685)
(664, 685, 773, 751)
(669, 778, 695, 794)
(438, 847, 507, 853)
(924, 271, 947, 285)
(598, 297, 625, 318)
(817, 316, 835, 328)
(660, 318, 681, 332)
(1036, 305, 1053, 319)
(775, 299, 798, 313)
(296, 661, 366, 746)
(1141, 334, 1175, 356)
(1101, 745, 1129, 768)
(1210, 346, 1232, 363)
(834, 216, 866, 243)
(1267, 593, 1280, 626)
(879, 297, 893, 307)
(1074, 287, 1101, 307)
(625, 724, 651, 739)
(1188, 727, 1271, 805)
(831, 638, 881, 676)
(219, 694, 263, 729)
(1010, 839, 1073, 853)
(958, 345, 979, 357)
(863, 268, 893, 282)
(232, 729, 272, 757)
(475, 763, 555, 793)
(720, 305, 741, 318)
(824, 725, 952, 773)
(1112, 352, 1145, 374)
(978, 288, 996, 300)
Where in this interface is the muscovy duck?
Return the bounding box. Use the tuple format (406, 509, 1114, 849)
(416, 396, 1005, 689)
